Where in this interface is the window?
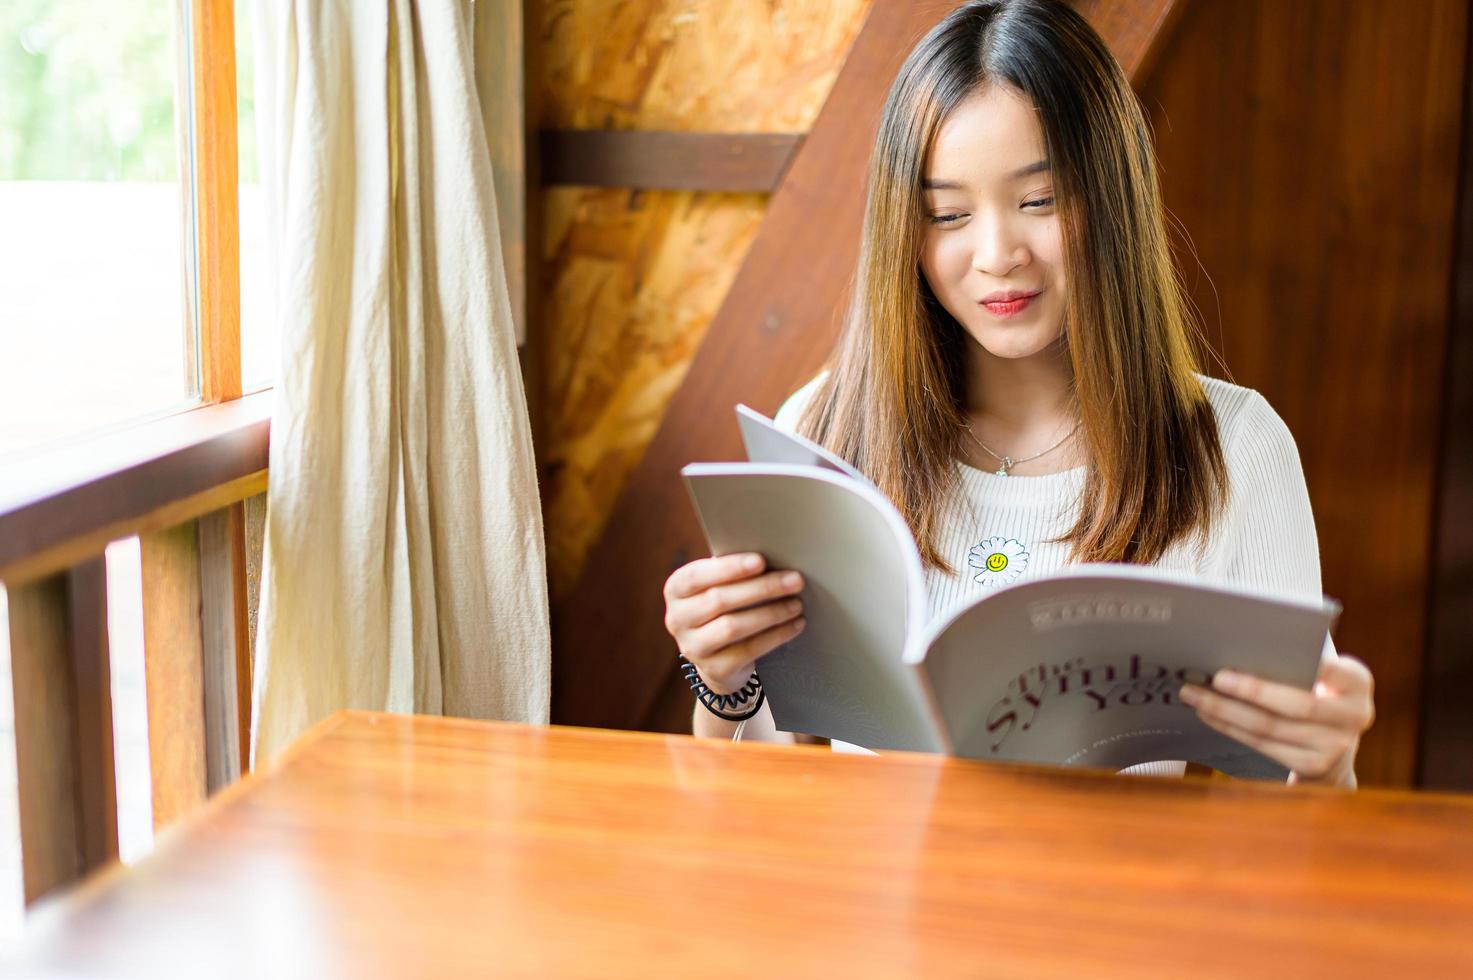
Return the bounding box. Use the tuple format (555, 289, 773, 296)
(0, 0, 196, 459)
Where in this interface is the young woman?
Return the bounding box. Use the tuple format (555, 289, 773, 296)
(661, 0, 1374, 786)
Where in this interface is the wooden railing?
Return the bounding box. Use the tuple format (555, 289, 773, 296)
(0, 394, 269, 903)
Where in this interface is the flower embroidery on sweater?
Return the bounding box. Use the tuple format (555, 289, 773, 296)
(968, 536, 1030, 588)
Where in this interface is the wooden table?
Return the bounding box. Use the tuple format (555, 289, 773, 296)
(6, 712, 1473, 978)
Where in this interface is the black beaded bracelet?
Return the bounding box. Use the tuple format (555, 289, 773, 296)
(679, 656, 766, 721)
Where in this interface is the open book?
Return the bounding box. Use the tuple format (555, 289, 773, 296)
(680, 405, 1340, 779)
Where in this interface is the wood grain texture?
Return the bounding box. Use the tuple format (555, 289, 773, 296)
(197, 505, 250, 791)
(8, 713, 1473, 978)
(1073, 0, 1183, 88)
(541, 186, 769, 596)
(6, 575, 83, 904)
(140, 524, 209, 830)
(551, 0, 1186, 733)
(186, 0, 242, 402)
(0, 392, 270, 588)
(538, 0, 871, 599)
(6, 563, 118, 905)
(1141, 0, 1468, 787)
(541, 130, 803, 191)
(540, 0, 874, 133)
(242, 493, 265, 670)
(64, 559, 118, 877)
(1422, 6, 1473, 791)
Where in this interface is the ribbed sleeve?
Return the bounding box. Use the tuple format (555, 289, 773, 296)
(1212, 389, 1324, 602)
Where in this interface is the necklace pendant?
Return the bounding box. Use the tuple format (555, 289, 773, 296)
(997, 457, 1013, 477)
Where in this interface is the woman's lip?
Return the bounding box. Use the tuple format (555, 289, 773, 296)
(979, 291, 1041, 318)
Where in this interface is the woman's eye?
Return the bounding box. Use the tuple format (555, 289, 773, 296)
(929, 213, 966, 225)
(1023, 197, 1055, 210)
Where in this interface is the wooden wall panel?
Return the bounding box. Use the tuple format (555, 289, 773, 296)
(1422, 8, 1473, 792)
(1142, 0, 1468, 787)
(538, 0, 871, 598)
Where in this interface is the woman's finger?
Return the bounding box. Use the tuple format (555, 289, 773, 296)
(663, 553, 765, 601)
(1317, 653, 1374, 699)
(666, 569, 804, 632)
(680, 598, 805, 660)
(1181, 683, 1326, 750)
(1209, 669, 1369, 733)
(1195, 711, 1328, 778)
(699, 617, 808, 691)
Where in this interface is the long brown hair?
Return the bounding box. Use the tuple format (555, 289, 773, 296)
(797, 0, 1225, 571)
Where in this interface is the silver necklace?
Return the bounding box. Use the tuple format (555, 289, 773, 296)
(965, 420, 1081, 476)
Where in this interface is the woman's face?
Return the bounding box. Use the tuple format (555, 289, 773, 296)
(919, 84, 1066, 361)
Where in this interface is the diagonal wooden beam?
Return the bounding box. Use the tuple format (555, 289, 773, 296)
(1074, 0, 1187, 88)
(551, 0, 1188, 733)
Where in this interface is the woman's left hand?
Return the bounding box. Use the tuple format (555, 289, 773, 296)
(1179, 655, 1375, 788)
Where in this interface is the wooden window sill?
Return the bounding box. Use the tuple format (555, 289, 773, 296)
(0, 392, 272, 587)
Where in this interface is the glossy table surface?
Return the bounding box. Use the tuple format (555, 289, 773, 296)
(6, 712, 1473, 979)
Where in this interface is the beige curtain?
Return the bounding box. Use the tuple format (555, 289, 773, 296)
(250, 0, 550, 763)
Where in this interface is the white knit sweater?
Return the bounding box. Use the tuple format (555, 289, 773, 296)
(773, 374, 1329, 776)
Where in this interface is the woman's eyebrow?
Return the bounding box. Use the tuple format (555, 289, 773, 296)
(1009, 159, 1050, 179)
(922, 161, 1051, 191)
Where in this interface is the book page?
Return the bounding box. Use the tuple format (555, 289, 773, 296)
(913, 567, 1337, 778)
(735, 404, 871, 484)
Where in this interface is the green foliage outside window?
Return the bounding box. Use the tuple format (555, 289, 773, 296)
(0, 0, 178, 181)
(0, 0, 257, 183)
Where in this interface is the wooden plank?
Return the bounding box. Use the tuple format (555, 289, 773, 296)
(242, 492, 266, 771)
(140, 525, 209, 829)
(540, 130, 803, 192)
(1421, 2, 1473, 790)
(1142, 0, 1468, 787)
(0, 392, 270, 588)
(1, 473, 267, 591)
(65, 559, 119, 873)
(550, 0, 1189, 732)
(197, 506, 250, 791)
(186, 0, 242, 402)
(7, 714, 1473, 977)
(7, 562, 118, 905)
(7, 575, 83, 902)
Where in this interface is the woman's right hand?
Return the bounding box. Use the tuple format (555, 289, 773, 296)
(663, 552, 807, 694)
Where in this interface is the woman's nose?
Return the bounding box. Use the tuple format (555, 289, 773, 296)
(970, 216, 1029, 278)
